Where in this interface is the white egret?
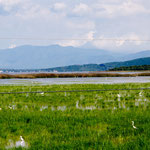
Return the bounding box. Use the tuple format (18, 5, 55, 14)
(20, 136, 24, 145)
(117, 94, 121, 108)
(76, 101, 79, 109)
(117, 94, 121, 101)
(41, 92, 44, 95)
(117, 94, 121, 97)
(132, 121, 137, 129)
(139, 91, 142, 97)
(16, 136, 26, 148)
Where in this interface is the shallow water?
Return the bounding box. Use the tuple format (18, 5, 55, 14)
(0, 77, 150, 85)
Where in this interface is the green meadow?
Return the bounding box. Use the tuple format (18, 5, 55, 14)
(0, 83, 150, 149)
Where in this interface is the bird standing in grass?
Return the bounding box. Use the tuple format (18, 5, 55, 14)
(40, 92, 44, 96)
(132, 121, 137, 129)
(16, 136, 26, 148)
(117, 94, 121, 101)
(20, 136, 25, 146)
(139, 91, 142, 97)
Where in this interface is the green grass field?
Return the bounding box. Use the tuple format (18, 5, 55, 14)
(0, 83, 150, 149)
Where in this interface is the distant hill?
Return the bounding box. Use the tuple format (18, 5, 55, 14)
(39, 57, 150, 72)
(106, 57, 150, 69)
(109, 65, 150, 71)
(122, 50, 150, 61)
(0, 45, 150, 69)
(1, 57, 150, 72)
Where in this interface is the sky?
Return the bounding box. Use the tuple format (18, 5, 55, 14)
(0, 0, 150, 52)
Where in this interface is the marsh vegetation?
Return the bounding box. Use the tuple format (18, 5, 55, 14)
(1, 72, 150, 79)
(0, 83, 150, 149)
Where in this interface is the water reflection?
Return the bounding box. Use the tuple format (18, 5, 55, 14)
(0, 77, 150, 85)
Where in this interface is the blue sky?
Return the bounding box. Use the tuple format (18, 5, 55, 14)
(0, 0, 150, 52)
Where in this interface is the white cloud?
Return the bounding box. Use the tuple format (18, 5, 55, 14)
(123, 33, 142, 45)
(72, 3, 91, 16)
(0, 0, 22, 11)
(92, 33, 143, 49)
(15, 4, 51, 19)
(0, 0, 21, 6)
(92, 36, 113, 48)
(95, 0, 150, 18)
(67, 21, 95, 30)
(9, 44, 16, 49)
(116, 40, 125, 47)
(86, 31, 95, 41)
(53, 2, 66, 11)
(0, 0, 150, 52)
(57, 31, 95, 47)
(58, 40, 82, 47)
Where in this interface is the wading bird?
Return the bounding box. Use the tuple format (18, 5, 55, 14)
(16, 136, 26, 148)
(117, 94, 121, 101)
(40, 92, 44, 96)
(139, 91, 142, 97)
(20, 136, 26, 147)
(132, 121, 137, 129)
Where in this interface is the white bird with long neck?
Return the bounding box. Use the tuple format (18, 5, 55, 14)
(20, 136, 25, 147)
(139, 91, 142, 97)
(76, 101, 79, 109)
(16, 136, 26, 148)
(132, 121, 137, 129)
(117, 94, 121, 101)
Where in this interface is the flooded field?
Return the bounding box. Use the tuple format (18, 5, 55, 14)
(0, 76, 150, 85)
(0, 83, 150, 149)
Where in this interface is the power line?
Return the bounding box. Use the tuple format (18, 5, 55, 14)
(0, 87, 149, 95)
(0, 37, 150, 42)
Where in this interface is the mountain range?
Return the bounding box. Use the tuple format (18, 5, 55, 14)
(1, 57, 150, 72)
(0, 45, 150, 69)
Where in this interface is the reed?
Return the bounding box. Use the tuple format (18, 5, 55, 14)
(0, 72, 150, 79)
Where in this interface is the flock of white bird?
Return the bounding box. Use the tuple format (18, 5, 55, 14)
(0, 91, 148, 112)
(4, 92, 143, 149)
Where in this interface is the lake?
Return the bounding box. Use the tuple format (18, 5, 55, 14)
(0, 76, 150, 85)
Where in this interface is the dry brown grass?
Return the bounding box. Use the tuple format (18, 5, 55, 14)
(0, 72, 150, 79)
